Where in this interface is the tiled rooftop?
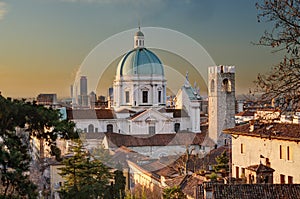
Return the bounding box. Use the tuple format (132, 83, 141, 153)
(67, 109, 115, 119)
(203, 184, 300, 199)
(104, 131, 214, 147)
(224, 123, 300, 141)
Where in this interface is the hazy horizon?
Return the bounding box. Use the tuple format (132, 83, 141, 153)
(0, 0, 283, 98)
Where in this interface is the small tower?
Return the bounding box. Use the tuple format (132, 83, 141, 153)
(134, 26, 145, 48)
(208, 65, 235, 145)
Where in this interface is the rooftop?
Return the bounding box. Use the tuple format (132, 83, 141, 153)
(66, 109, 116, 120)
(198, 184, 300, 199)
(224, 123, 300, 142)
(104, 131, 214, 148)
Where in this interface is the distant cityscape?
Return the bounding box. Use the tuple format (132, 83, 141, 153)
(19, 29, 300, 199)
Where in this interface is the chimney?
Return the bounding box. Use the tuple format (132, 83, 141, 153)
(249, 120, 255, 132)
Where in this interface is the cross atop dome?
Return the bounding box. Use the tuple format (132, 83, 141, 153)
(134, 26, 144, 48)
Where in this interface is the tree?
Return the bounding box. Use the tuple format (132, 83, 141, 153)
(0, 95, 79, 198)
(214, 150, 229, 172)
(58, 139, 111, 199)
(162, 186, 186, 199)
(255, 0, 300, 111)
(113, 169, 126, 199)
(0, 96, 37, 198)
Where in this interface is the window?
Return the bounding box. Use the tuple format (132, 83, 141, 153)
(84, 128, 87, 133)
(125, 91, 130, 103)
(142, 91, 148, 103)
(149, 125, 155, 135)
(136, 40, 138, 46)
(287, 146, 290, 160)
(288, 176, 293, 184)
(88, 124, 94, 133)
(158, 90, 162, 103)
(235, 166, 239, 178)
(210, 79, 215, 93)
(241, 143, 244, 154)
(279, 145, 283, 159)
(280, 174, 285, 184)
(95, 128, 98, 133)
(222, 78, 232, 93)
(241, 168, 245, 175)
(174, 123, 180, 133)
(107, 124, 113, 133)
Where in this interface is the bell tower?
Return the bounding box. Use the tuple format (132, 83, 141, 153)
(208, 65, 236, 146)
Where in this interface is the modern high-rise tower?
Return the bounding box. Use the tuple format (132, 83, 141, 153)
(208, 65, 236, 146)
(80, 76, 88, 96)
(79, 76, 88, 107)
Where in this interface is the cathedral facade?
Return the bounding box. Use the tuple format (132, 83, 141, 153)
(68, 28, 202, 136)
(67, 28, 236, 148)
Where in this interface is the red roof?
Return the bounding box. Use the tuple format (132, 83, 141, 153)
(66, 109, 115, 119)
(235, 111, 255, 117)
(104, 132, 214, 148)
(224, 123, 300, 141)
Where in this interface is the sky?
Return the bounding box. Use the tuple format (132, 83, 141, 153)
(0, 0, 283, 98)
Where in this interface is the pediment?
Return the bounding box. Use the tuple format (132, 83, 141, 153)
(131, 108, 172, 122)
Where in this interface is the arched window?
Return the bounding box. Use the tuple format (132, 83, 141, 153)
(174, 123, 180, 133)
(222, 78, 232, 93)
(210, 79, 215, 93)
(107, 124, 113, 133)
(88, 124, 94, 133)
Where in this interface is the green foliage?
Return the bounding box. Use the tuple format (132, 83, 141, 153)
(113, 169, 126, 199)
(58, 139, 112, 199)
(214, 150, 229, 172)
(0, 95, 79, 198)
(163, 186, 186, 199)
(209, 172, 218, 181)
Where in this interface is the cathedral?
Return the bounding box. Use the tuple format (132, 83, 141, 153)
(67, 28, 236, 149)
(69, 28, 202, 136)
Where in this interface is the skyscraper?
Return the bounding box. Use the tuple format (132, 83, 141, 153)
(80, 76, 87, 96)
(79, 76, 88, 107)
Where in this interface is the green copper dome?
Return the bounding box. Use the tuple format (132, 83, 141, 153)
(116, 48, 164, 76)
(135, 30, 144, 37)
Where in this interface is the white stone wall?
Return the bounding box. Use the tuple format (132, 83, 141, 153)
(113, 75, 166, 108)
(232, 135, 300, 183)
(73, 119, 117, 133)
(175, 87, 201, 133)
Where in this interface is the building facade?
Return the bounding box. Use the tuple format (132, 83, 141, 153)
(224, 122, 300, 184)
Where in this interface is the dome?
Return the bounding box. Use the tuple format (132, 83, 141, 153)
(135, 30, 144, 37)
(116, 48, 164, 76)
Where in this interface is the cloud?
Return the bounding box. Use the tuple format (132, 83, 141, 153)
(0, 2, 7, 20)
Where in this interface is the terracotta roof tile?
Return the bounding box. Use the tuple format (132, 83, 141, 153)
(67, 109, 116, 119)
(204, 184, 300, 199)
(224, 123, 300, 142)
(104, 132, 214, 148)
(246, 163, 275, 172)
(236, 110, 255, 117)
